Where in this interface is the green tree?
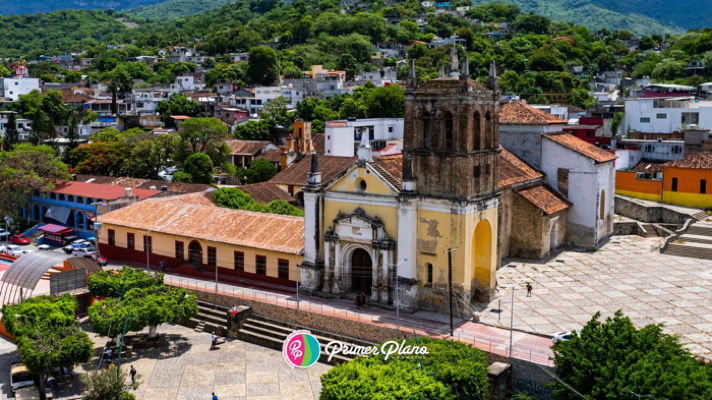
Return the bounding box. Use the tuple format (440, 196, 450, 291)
(246, 46, 280, 86)
(266, 200, 304, 217)
(181, 152, 215, 184)
(30, 109, 55, 146)
(88, 267, 198, 338)
(103, 65, 133, 115)
(41, 90, 70, 125)
(652, 58, 685, 81)
(3, 295, 94, 400)
(513, 13, 550, 34)
(259, 96, 292, 128)
(157, 93, 200, 125)
(570, 88, 597, 110)
(3, 112, 19, 151)
(639, 35, 656, 51)
(337, 53, 360, 81)
(551, 311, 712, 400)
(366, 85, 405, 118)
(245, 159, 277, 184)
(81, 365, 139, 400)
(174, 117, 229, 165)
(64, 112, 81, 162)
(528, 45, 565, 71)
(212, 187, 302, 215)
(233, 120, 272, 140)
(339, 97, 368, 119)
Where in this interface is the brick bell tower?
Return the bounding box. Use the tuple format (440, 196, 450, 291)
(402, 46, 500, 200)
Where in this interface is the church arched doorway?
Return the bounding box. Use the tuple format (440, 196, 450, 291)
(188, 241, 203, 266)
(472, 219, 492, 294)
(350, 248, 372, 294)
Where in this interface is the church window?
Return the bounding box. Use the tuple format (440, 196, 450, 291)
(357, 179, 367, 191)
(474, 166, 480, 178)
(423, 116, 432, 149)
(473, 112, 481, 150)
(484, 112, 493, 149)
(427, 264, 433, 285)
(444, 112, 453, 150)
(485, 164, 490, 175)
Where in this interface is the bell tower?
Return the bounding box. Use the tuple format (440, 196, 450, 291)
(402, 53, 500, 200)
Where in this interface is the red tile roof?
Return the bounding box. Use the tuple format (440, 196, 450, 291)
(516, 184, 570, 215)
(52, 181, 160, 201)
(225, 140, 271, 156)
(543, 132, 617, 164)
(239, 182, 296, 205)
(153, 192, 217, 207)
(98, 200, 304, 253)
(74, 175, 213, 194)
(170, 116, 191, 120)
(270, 155, 356, 187)
(631, 161, 666, 174)
(499, 147, 543, 189)
(563, 124, 601, 130)
(499, 101, 567, 125)
(255, 149, 282, 164)
(665, 153, 712, 169)
(371, 156, 403, 190)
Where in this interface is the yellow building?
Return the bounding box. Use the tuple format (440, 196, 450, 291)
(300, 55, 503, 313)
(97, 193, 304, 287)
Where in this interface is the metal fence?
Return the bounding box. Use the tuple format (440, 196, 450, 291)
(164, 275, 554, 366)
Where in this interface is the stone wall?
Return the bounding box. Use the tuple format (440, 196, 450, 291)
(510, 357, 554, 400)
(510, 193, 547, 259)
(615, 195, 693, 224)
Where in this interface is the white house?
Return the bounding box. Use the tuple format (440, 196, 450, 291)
(351, 68, 399, 86)
(541, 132, 616, 248)
(498, 101, 567, 168)
(174, 75, 204, 92)
(324, 118, 404, 156)
(625, 97, 712, 135)
(1, 78, 40, 102)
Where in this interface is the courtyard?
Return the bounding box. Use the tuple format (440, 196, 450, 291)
(481, 235, 712, 358)
(0, 323, 331, 400)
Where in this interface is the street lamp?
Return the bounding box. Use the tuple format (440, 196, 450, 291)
(4, 215, 13, 248)
(391, 258, 408, 330)
(628, 389, 654, 399)
(444, 247, 458, 336)
(509, 285, 515, 358)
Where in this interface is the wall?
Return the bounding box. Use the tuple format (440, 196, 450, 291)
(614, 195, 693, 224)
(625, 98, 712, 134)
(615, 171, 662, 201)
(99, 223, 302, 284)
(500, 126, 544, 168)
(510, 358, 554, 400)
(662, 167, 712, 208)
(498, 189, 514, 261)
(613, 149, 643, 171)
(509, 193, 547, 259)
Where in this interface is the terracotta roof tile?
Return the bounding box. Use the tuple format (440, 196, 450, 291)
(563, 124, 601, 130)
(98, 200, 304, 254)
(313, 133, 326, 154)
(74, 175, 213, 194)
(543, 132, 617, 164)
(255, 149, 282, 163)
(270, 155, 356, 187)
(153, 192, 216, 207)
(225, 140, 271, 156)
(516, 184, 570, 215)
(52, 181, 160, 201)
(499, 101, 567, 125)
(55, 89, 92, 104)
(370, 156, 403, 190)
(665, 153, 712, 169)
(631, 161, 665, 174)
(239, 182, 296, 205)
(499, 147, 543, 188)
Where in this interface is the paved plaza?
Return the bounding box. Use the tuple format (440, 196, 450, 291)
(480, 235, 712, 358)
(0, 323, 331, 400)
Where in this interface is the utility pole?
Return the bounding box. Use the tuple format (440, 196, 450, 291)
(295, 249, 302, 310)
(509, 286, 515, 358)
(391, 258, 408, 330)
(444, 247, 458, 337)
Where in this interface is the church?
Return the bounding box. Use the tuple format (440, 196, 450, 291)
(296, 49, 614, 314)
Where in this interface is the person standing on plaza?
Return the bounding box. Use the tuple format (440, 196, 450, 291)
(130, 365, 137, 384)
(526, 283, 533, 297)
(211, 332, 217, 349)
(212, 393, 218, 400)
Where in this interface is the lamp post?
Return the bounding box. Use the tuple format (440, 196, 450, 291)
(444, 247, 458, 337)
(295, 249, 302, 310)
(391, 258, 408, 330)
(509, 285, 515, 358)
(4, 216, 12, 248)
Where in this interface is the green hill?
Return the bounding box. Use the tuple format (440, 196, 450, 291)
(474, 0, 710, 34)
(0, 0, 164, 15)
(130, 0, 235, 20)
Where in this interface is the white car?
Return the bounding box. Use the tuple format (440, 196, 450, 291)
(552, 331, 573, 343)
(10, 362, 34, 392)
(38, 244, 51, 251)
(72, 247, 97, 258)
(1, 245, 30, 257)
(0, 229, 10, 238)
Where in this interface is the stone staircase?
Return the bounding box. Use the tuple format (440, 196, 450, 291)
(664, 222, 712, 260)
(40, 265, 68, 281)
(235, 315, 377, 365)
(188, 300, 229, 336)
(639, 223, 660, 237)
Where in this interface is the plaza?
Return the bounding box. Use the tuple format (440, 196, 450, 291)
(482, 235, 712, 358)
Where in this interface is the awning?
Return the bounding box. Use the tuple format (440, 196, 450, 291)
(37, 224, 74, 234)
(44, 206, 72, 224)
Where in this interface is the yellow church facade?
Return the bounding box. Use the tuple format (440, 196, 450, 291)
(300, 53, 501, 313)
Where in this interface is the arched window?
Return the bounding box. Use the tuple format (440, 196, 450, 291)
(422, 111, 432, 149)
(444, 112, 453, 150)
(427, 263, 433, 286)
(58, 194, 65, 201)
(67, 195, 74, 202)
(49, 193, 56, 200)
(473, 111, 481, 150)
(600, 189, 606, 220)
(484, 112, 492, 150)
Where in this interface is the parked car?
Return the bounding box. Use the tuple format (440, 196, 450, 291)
(63, 240, 90, 254)
(1, 245, 30, 257)
(552, 331, 573, 343)
(0, 229, 10, 238)
(72, 247, 96, 258)
(10, 234, 31, 245)
(10, 362, 34, 392)
(88, 253, 108, 266)
(38, 244, 51, 251)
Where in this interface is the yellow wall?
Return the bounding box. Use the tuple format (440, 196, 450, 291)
(415, 206, 498, 292)
(330, 167, 395, 196)
(662, 167, 712, 208)
(615, 171, 663, 202)
(100, 224, 302, 281)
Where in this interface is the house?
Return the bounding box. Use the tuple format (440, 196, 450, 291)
(1, 77, 40, 102)
(350, 68, 399, 87)
(225, 140, 279, 168)
(238, 182, 297, 205)
(302, 66, 348, 99)
(84, 100, 132, 116)
(615, 153, 712, 208)
(0, 111, 32, 142)
(97, 195, 304, 287)
(73, 175, 214, 196)
(25, 182, 160, 234)
(269, 154, 356, 205)
(324, 118, 404, 156)
(624, 97, 712, 136)
(218, 108, 250, 126)
(229, 53, 249, 63)
(174, 74, 205, 92)
(562, 125, 605, 146)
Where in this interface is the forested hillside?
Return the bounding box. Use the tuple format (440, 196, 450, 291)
(1, 0, 163, 15)
(130, 0, 235, 20)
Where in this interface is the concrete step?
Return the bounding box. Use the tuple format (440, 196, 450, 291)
(686, 225, 712, 236)
(664, 243, 712, 260)
(189, 317, 227, 335)
(194, 321, 205, 333)
(692, 212, 708, 221)
(679, 234, 712, 245)
(248, 315, 377, 348)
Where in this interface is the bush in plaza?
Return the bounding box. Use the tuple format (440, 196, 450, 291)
(551, 310, 712, 399)
(320, 337, 489, 400)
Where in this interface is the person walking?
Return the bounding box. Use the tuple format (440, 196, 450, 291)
(526, 283, 533, 297)
(130, 365, 137, 384)
(211, 332, 217, 349)
(212, 393, 218, 400)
